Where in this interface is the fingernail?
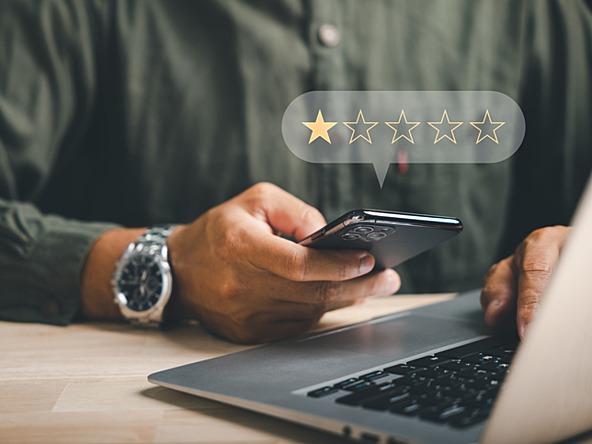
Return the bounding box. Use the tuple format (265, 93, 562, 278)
(518, 319, 527, 339)
(383, 270, 400, 294)
(486, 298, 501, 314)
(359, 255, 374, 274)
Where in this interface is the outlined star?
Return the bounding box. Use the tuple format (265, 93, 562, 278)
(385, 110, 420, 144)
(302, 110, 338, 144)
(343, 110, 378, 144)
(470, 110, 506, 144)
(428, 110, 463, 144)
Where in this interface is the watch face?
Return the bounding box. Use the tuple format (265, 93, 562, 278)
(118, 254, 164, 312)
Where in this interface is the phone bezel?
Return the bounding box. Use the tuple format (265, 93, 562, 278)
(299, 209, 463, 246)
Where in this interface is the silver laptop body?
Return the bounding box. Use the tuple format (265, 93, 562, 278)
(150, 179, 592, 444)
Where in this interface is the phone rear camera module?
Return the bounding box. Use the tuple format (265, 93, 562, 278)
(352, 225, 374, 234)
(341, 232, 362, 241)
(375, 226, 395, 234)
(366, 232, 387, 241)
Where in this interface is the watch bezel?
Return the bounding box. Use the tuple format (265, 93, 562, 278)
(112, 243, 173, 322)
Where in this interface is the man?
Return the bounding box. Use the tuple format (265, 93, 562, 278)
(0, 0, 590, 343)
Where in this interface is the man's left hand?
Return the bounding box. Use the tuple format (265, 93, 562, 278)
(480, 226, 570, 339)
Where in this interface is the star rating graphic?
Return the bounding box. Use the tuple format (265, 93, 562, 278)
(470, 110, 506, 144)
(427, 109, 463, 144)
(385, 110, 420, 144)
(302, 109, 505, 145)
(302, 110, 337, 144)
(343, 110, 378, 144)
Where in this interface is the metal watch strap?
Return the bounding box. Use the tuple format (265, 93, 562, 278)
(135, 225, 178, 260)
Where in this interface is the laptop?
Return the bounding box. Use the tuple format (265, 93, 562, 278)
(149, 178, 592, 444)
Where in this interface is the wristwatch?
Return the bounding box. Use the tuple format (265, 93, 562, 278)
(112, 225, 178, 327)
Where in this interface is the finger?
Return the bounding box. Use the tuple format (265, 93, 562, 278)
(514, 230, 564, 339)
(244, 182, 326, 240)
(269, 268, 401, 304)
(247, 230, 377, 281)
(480, 256, 517, 327)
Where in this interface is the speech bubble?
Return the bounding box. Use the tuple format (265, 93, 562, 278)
(282, 91, 525, 187)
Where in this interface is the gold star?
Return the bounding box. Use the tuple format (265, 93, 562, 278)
(470, 110, 505, 144)
(302, 110, 337, 144)
(343, 110, 378, 144)
(385, 110, 420, 144)
(428, 110, 463, 144)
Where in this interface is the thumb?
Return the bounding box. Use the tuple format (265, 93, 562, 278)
(245, 182, 326, 240)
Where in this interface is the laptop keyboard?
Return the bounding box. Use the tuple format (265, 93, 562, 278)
(306, 336, 517, 429)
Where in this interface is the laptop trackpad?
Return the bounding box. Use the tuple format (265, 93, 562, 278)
(298, 312, 490, 360)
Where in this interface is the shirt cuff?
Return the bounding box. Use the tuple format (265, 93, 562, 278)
(2, 220, 119, 326)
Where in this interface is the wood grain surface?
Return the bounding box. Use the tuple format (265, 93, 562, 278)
(0, 294, 454, 444)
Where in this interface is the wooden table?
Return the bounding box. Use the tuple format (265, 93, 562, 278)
(0, 294, 454, 444)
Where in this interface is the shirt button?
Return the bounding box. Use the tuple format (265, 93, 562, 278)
(318, 24, 342, 47)
(42, 298, 61, 318)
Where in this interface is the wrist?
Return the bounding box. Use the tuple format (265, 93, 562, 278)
(162, 224, 190, 323)
(80, 227, 145, 320)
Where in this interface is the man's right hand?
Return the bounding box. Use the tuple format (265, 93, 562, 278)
(165, 182, 400, 343)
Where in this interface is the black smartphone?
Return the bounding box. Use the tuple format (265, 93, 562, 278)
(299, 209, 463, 269)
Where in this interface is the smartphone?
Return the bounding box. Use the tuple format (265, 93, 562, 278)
(299, 209, 463, 269)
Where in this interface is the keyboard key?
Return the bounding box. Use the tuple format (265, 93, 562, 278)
(440, 360, 473, 372)
(341, 380, 374, 392)
(392, 376, 422, 387)
(419, 391, 456, 407)
(461, 392, 495, 408)
(335, 382, 393, 406)
(359, 370, 390, 381)
(307, 386, 338, 398)
(407, 355, 450, 368)
(486, 348, 514, 361)
(467, 377, 502, 392)
(446, 384, 476, 398)
(477, 361, 505, 372)
(389, 399, 429, 416)
(383, 364, 420, 375)
(420, 404, 467, 423)
(418, 367, 453, 379)
(449, 410, 489, 428)
(333, 378, 358, 389)
(458, 368, 489, 379)
(435, 337, 504, 359)
(408, 380, 436, 395)
(361, 388, 411, 411)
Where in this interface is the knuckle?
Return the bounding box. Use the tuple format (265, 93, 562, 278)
(302, 206, 324, 224)
(524, 226, 561, 247)
(284, 249, 307, 281)
(218, 277, 241, 302)
(315, 280, 338, 306)
(484, 262, 499, 281)
(249, 182, 277, 200)
(521, 259, 553, 274)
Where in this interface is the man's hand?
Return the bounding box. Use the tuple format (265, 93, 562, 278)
(480, 226, 570, 339)
(166, 183, 400, 343)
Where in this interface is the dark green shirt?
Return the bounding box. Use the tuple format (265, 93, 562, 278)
(1, 0, 591, 325)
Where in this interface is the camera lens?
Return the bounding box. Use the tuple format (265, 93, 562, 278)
(376, 226, 395, 233)
(366, 231, 387, 241)
(341, 232, 362, 241)
(352, 225, 374, 234)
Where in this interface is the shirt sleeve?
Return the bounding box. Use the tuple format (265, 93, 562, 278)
(0, 0, 118, 325)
